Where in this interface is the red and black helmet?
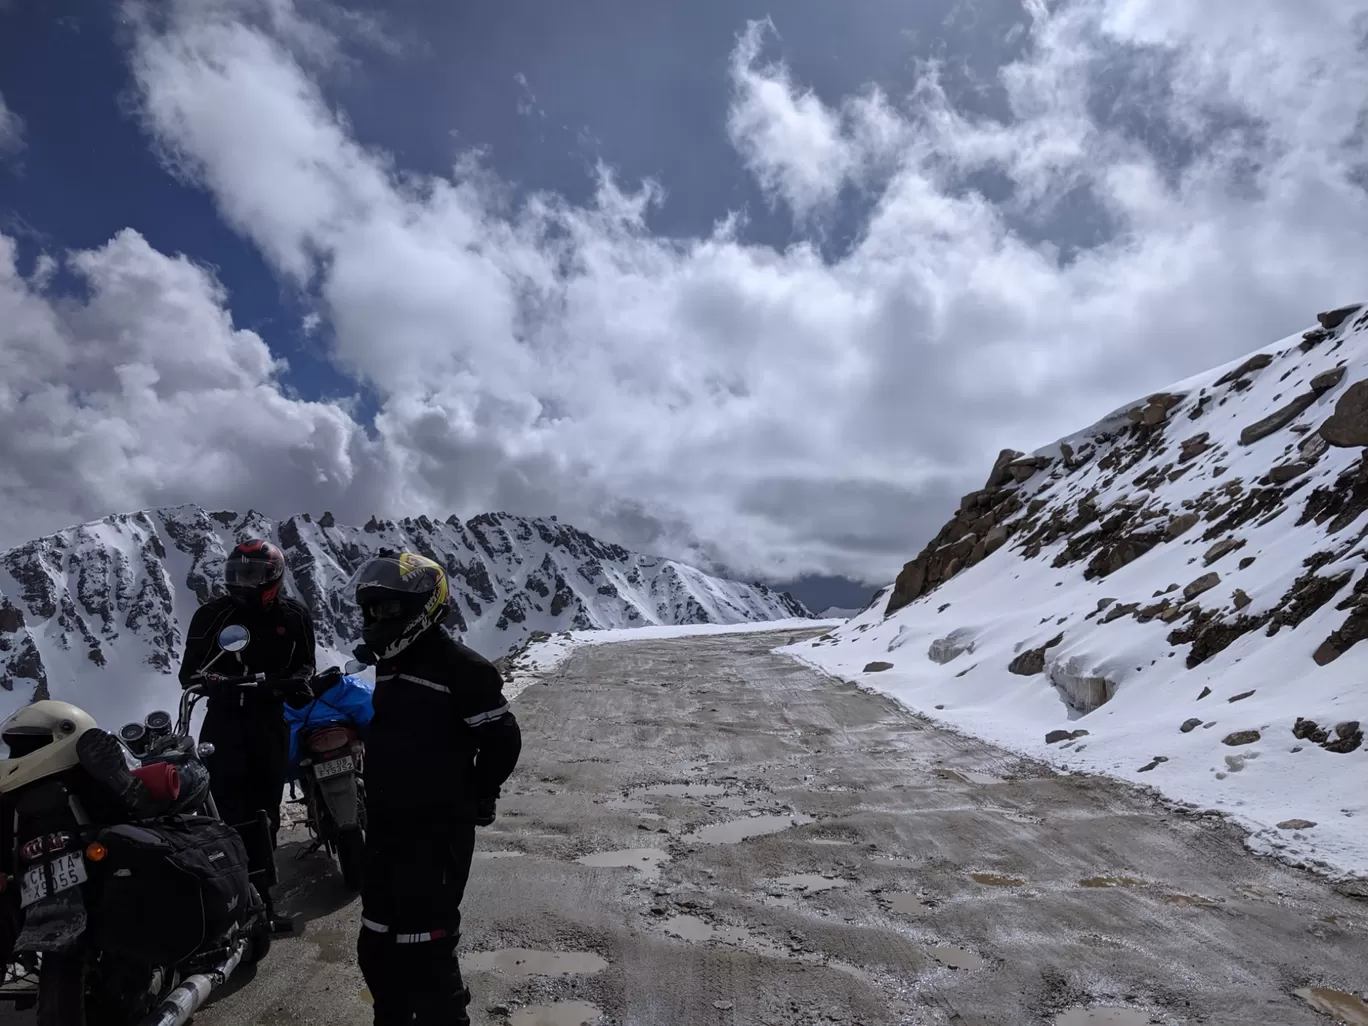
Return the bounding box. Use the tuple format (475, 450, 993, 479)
(224, 539, 286, 609)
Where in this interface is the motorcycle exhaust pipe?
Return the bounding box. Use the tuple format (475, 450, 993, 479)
(136, 939, 246, 1026)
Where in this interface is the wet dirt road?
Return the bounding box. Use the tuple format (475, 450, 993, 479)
(18, 626, 1368, 1025)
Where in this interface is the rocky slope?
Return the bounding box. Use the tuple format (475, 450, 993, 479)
(0, 507, 808, 729)
(786, 302, 1368, 876)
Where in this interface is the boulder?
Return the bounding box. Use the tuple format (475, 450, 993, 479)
(1277, 819, 1318, 830)
(982, 524, 1009, 557)
(1325, 722, 1364, 754)
(1311, 365, 1347, 392)
(1319, 379, 1368, 447)
(1100, 602, 1139, 625)
(1222, 730, 1261, 746)
(1128, 392, 1184, 427)
(1203, 538, 1245, 565)
(1178, 432, 1214, 463)
(1301, 327, 1332, 350)
(1228, 689, 1255, 703)
(1046, 728, 1090, 744)
(863, 661, 894, 673)
(1007, 456, 1053, 483)
(986, 449, 1026, 488)
(1180, 718, 1203, 733)
(1317, 303, 1364, 330)
(1267, 461, 1312, 484)
(1293, 717, 1330, 743)
(1184, 572, 1221, 601)
(1008, 632, 1064, 676)
(1232, 588, 1252, 610)
(1167, 512, 1201, 540)
(1299, 432, 1329, 462)
(1239, 391, 1320, 445)
(1214, 353, 1274, 387)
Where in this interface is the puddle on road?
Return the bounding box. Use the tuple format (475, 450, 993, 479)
(929, 946, 986, 971)
(464, 948, 609, 977)
(1054, 1008, 1154, 1025)
(775, 874, 849, 893)
(307, 925, 353, 965)
(970, 873, 1026, 887)
(475, 850, 526, 860)
(641, 783, 726, 798)
(662, 914, 719, 942)
(509, 1000, 603, 1026)
(660, 915, 788, 958)
(885, 892, 935, 915)
(808, 837, 853, 847)
(1163, 893, 1222, 907)
(575, 847, 671, 878)
(934, 768, 999, 786)
(1079, 877, 1142, 889)
(1295, 987, 1368, 1024)
(689, 814, 814, 844)
(360, 989, 372, 1006)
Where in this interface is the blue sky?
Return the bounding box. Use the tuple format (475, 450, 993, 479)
(1, 0, 1366, 610)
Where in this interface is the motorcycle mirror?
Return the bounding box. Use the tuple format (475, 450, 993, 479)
(196, 742, 216, 759)
(217, 624, 250, 653)
(343, 659, 366, 675)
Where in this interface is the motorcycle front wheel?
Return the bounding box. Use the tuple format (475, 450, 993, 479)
(336, 827, 365, 891)
(37, 952, 87, 1026)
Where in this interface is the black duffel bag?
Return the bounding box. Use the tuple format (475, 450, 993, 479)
(90, 814, 253, 965)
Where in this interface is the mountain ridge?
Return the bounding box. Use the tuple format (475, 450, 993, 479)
(0, 504, 809, 729)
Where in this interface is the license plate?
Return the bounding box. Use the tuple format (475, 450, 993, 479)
(314, 755, 355, 780)
(20, 852, 86, 908)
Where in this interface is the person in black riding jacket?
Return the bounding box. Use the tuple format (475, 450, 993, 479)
(350, 551, 521, 1026)
(177, 538, 316, 934)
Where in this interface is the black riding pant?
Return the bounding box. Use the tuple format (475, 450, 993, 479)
(357, 825, 476, 1026)
(201, 707, 290, 890)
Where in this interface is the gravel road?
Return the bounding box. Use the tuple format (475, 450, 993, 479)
(9, 625, 1368, 1025)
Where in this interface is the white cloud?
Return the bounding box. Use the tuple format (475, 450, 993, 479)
(0, 230, 377, 543)
(0, 91, 25, 160)
(3, 0, 1367, 587)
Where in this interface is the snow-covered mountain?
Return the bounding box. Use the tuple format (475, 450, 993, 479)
(0, 506, 809, 729)
(786, 302, 1368, 877)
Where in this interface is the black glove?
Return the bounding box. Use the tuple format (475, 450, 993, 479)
(351, 643, 377, 667)
(473, 796, 497, 827)
(268, 678, 313, 704)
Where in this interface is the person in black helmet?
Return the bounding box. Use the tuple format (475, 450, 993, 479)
(178, 538, 316, 935)
(350, 551, 521, 1026)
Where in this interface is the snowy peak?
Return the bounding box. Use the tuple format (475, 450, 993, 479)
(0, 506, 809, 727)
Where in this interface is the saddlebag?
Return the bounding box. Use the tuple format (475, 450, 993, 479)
(89, 814, 253, 965)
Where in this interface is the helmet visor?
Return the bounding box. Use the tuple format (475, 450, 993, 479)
(225, 559, 278, 587)
(352, 556, 437, 595)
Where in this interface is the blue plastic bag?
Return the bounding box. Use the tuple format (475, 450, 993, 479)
(283, 674, 375, 777)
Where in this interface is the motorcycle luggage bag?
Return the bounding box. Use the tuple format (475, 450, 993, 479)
(90, 814, 253, 965)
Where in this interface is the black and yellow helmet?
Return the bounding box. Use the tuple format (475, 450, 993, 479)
(352, 552, 450, 659)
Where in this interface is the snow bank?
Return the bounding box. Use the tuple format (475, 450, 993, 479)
(782, 305, 1368, 878)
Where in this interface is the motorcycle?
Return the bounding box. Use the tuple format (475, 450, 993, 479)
(285, 665, 372, 891)
(0, 623, 274, 1026)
